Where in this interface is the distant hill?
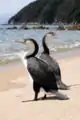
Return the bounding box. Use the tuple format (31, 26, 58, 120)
(8, 0, 80, 24)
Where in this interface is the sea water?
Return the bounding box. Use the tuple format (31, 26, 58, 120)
(0, 24, 80, 64)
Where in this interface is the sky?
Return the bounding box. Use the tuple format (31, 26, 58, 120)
(0, 0, 35, 23)
(0, 0, 35, 15)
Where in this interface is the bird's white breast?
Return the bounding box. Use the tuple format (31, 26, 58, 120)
(15, 51, 33, 83)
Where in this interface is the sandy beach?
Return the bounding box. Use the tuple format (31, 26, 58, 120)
(0, 54, 80, 120)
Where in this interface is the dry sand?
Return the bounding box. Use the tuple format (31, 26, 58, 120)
(0, 55, 80, 120)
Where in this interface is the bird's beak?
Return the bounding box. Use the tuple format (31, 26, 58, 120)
(52, 32, 56, 36)
(48, 32, 56, 36)
(15, 39, 31, 45)
(15, 39, 25, 44)
(51, 32, 57, 38)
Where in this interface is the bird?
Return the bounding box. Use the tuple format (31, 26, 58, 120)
(15, 38, 69, 101)
(40, 31, 69, 91)
(18, 32, 69, 93)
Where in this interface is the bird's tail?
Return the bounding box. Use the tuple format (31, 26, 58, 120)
(57, 80, 70, 90)
(55, 74, 69, 90)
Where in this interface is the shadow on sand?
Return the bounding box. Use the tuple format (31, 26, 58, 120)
(21, 83, 80, 103)
(22, 95, 70, 103)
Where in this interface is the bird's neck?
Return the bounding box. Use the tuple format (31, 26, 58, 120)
(25, 40, 39, 59)
(42, 35, 50, 55)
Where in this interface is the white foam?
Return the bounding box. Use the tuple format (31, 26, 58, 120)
(51, 41, 80, 52)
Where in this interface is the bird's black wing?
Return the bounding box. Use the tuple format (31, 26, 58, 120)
(40, 54, 61, 79)
(27, 57, 58, 90)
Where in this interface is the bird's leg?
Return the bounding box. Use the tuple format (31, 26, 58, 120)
(41, 94, 47, 100)
(34, 91, 38, 101)
(33, 82, 40, 101)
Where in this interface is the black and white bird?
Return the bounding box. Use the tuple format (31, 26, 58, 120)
(15, 38, 69, 101)
(40, 32, 69, 90)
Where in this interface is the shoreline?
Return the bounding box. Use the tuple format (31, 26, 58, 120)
(0, 47, 80, 70)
